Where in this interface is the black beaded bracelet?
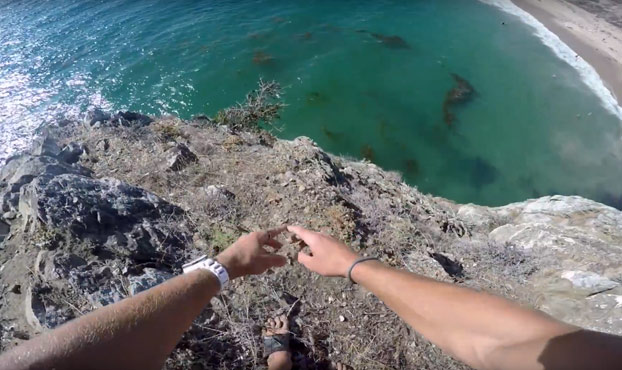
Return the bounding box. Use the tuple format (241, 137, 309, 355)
(347, 257, 378, 283)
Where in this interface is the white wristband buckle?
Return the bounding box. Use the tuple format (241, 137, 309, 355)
(182, 255, 229, 289)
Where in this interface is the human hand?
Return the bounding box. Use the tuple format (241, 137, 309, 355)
(216, 226, 288, 279)
(287, 225, 359, 278)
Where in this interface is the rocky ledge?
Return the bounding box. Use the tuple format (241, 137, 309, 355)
(0, 110, 620, 369)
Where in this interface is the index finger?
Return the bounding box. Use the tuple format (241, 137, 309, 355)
(286, 225, 317, 244)
(257, 225, 288, 244)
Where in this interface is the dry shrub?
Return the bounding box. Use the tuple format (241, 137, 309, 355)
(153, 123, 187, 142)
(213, 79, 285, 132)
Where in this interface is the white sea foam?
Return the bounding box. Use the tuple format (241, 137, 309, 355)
(480, 0, 622, 121)
(0, 76, 114, 165)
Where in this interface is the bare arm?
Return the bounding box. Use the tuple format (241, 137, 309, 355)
(0, 228, 288, 370)
(288, 225, 622, 370)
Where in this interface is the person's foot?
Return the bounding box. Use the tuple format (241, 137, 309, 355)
(333, 362, 353, 370)
(264, 314, 292, 370)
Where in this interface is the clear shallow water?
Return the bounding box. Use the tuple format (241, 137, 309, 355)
(1, 0, 621, 208)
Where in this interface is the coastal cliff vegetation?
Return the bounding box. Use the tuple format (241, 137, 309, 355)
(0, 82, 621, 369)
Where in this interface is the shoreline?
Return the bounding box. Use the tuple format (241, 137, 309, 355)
(511, 0, 622, 109)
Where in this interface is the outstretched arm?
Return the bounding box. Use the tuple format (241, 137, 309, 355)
(288, 225, 622, 370)
(0, 228, 288, 370)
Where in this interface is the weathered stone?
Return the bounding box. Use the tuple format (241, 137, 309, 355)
(30, 134, 61, 157)
(75, 264, 125, 305)
(87, 109, 153, 127)
(56, 118, 74, 128)
(128, 268, 174, 295)
(88, 289, 124, 307)
(0, 155, 89, 188)
(33, 250, 128, 308)
(458, 195, 622, 334)
(0, 220, 8, 243)
(87, 108, 111, 126)
(112, 111, 153, 126)
(561, 270, 619, 294)
(37, 252, 87, 282)
(58, 142, 85, 164)
(95, 138, 110, 152)
(19, 174, 189, 264)
(24, 286, 43, 331)
(165, 143, 198, 171)
(0, 154, 91, 213)
(25, 284, 74, 330)
(2, 211, 17, 220)
(204, 185, 235, 202)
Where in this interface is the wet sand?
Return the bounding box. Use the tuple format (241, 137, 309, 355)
(513, 0, 622, 106)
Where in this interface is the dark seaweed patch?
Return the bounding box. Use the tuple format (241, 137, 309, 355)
(370, 32, 411, 49)
(462, 157, 497, 189)
(361, 144, 375, 162)
(321, 126, 343, 141)
(253, 51, 274, 65)
(404, 158, 420, 178)
(442, 73, 476, 126)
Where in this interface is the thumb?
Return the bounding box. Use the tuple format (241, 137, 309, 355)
(264, 254, 287, 268)
(297, 251, 314, 270)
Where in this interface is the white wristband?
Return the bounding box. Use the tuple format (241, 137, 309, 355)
(182, 255, 229, 289)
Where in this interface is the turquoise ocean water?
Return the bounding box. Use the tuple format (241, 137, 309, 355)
(1, 0, 621, 208)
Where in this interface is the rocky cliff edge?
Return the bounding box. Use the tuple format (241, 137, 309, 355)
(0, 111, 620, 369)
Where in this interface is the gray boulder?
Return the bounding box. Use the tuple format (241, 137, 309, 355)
(165, 143, 198, 171)
(128, 268, 174, 295)
(0, 155, 92, 213)
(87, 109, 153, 127)
(112, 111, 153, 126)
(30, 134, 61, 157)
(58, 142, 86, 164)
(34, 250, 126, 311)
(458, 195, 622, 334)
(87, 108, 112, 126)
(0, 135, 192, 333)
(25, 284, 75, 330)
(35, 251, 87, 281)
(19, 174, 189, 264)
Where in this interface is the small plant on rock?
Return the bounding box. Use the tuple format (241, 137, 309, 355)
(153, 123, 185, 142)
(212, 79, 285, 132)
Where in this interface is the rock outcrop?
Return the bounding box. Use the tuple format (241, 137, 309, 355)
(0, 113, 620, 369)
(87, 108, 153, 127)
(458, 196, 622, 334)
(0, 128, 191, 341)
(165, 143, 199, 171)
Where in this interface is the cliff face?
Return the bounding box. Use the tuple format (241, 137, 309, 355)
(0, 114, 621, 369)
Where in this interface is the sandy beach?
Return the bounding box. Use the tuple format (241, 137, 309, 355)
(512, 0, 622, 106)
